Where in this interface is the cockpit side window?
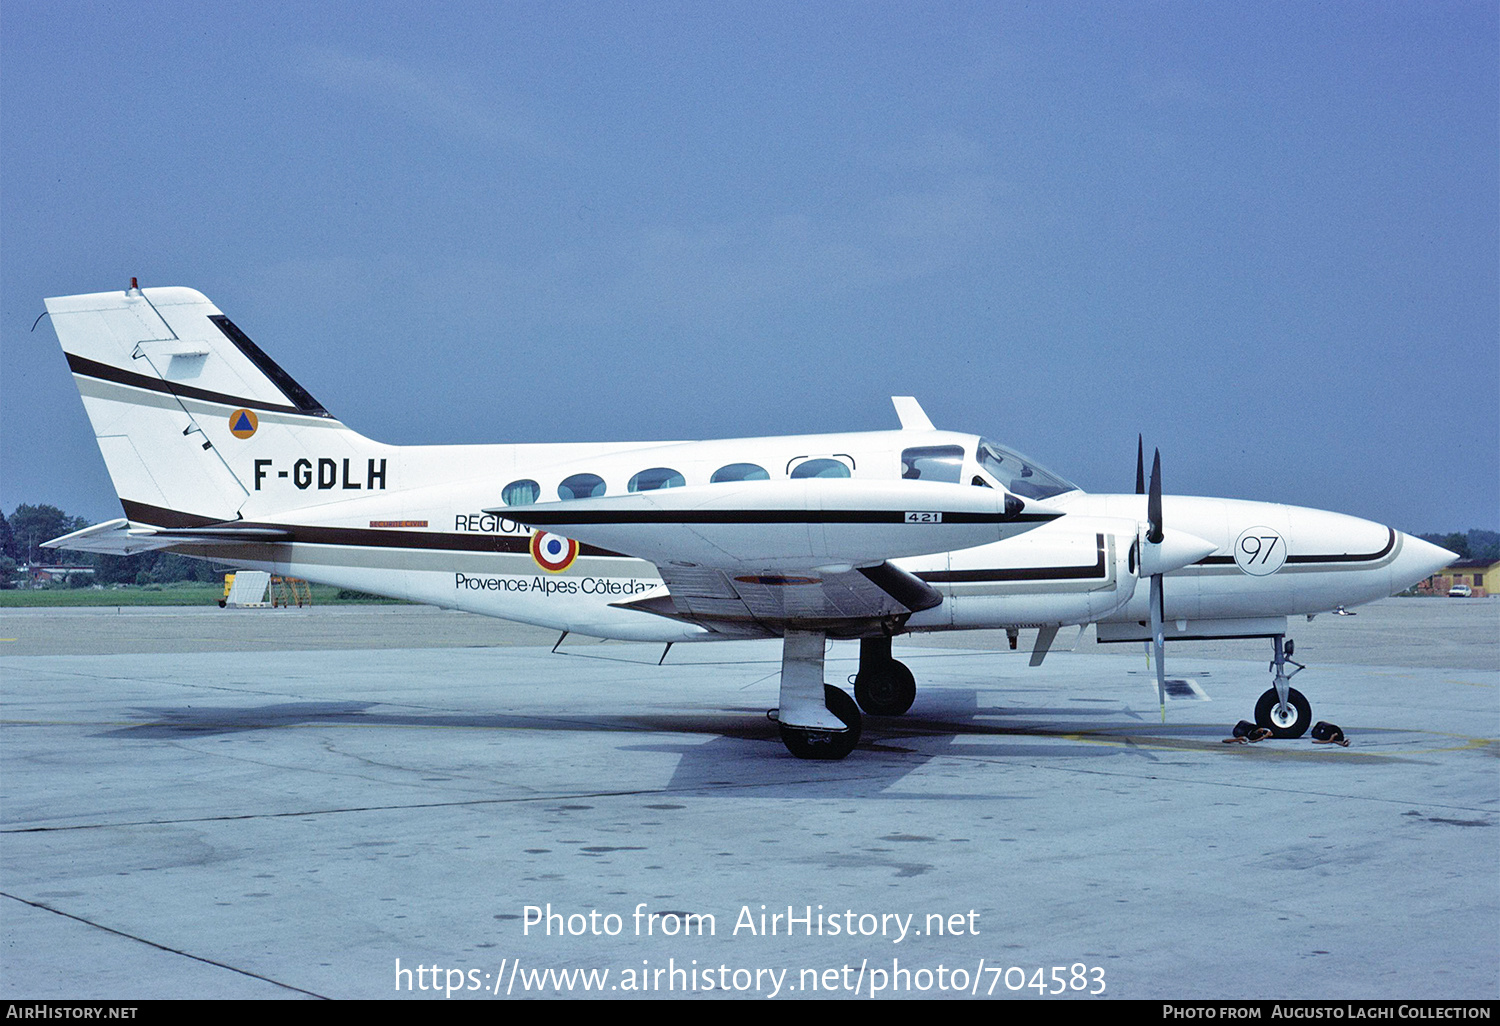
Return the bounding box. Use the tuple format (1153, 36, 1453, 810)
(975, 439, 1078, 500)
(901, 445, 965, 484)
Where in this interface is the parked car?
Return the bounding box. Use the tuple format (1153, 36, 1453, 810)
(1449, 583, 1472, 597)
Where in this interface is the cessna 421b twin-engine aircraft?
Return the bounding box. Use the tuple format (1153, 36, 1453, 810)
(43, 285, 1454, 759)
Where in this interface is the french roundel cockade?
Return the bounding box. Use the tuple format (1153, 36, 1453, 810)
(530, 531, 579, 573)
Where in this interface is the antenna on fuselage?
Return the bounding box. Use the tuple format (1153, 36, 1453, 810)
(891, 396, 935, 431)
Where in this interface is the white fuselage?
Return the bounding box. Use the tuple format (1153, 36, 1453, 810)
(41, 285, 1448, 646)
(182, 426, 1441, 643)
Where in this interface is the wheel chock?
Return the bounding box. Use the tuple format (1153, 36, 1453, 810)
(1310, 720, 1350, 746)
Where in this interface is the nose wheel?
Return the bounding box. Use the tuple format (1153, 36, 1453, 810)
(1254, 685, 1311, 737)
(1254, 635, 1312, 738)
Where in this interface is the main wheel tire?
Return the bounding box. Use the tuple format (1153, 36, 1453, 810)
(854, 660, 916, 716)
(1254, 686, 1312, 739)
(779, 685, 862, 760)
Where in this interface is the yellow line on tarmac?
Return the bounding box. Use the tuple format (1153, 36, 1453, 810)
(1060, 729, 1497, 758)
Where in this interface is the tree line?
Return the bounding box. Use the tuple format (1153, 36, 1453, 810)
(1417, 530, 1499, 562)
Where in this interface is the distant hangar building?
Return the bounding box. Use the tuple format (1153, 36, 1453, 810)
(1425, 558, 1498, 597)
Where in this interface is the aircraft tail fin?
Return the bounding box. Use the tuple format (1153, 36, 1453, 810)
(45, 285, 391, 527)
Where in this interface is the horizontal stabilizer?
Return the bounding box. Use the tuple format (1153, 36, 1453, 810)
(44, 518, 292, 556)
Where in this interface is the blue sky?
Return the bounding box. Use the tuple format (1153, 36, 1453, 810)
(3, 1, 1495, 532)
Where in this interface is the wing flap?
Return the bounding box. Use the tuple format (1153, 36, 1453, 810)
(612, 559, 942, 636)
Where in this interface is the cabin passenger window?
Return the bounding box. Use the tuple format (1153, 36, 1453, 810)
(711, 463, 770, 483)
(628, 467, 686, 492)
(557, 473, 606, 500)
(790, 458, 851, 479)
(901, 445, 965, 484)
(501, 479, 540, 506)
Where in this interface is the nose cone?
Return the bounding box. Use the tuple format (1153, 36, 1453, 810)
(1394, 533, 1458, 590)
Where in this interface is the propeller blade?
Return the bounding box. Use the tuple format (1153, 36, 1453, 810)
(1150, 571, 1166, 721)
(1138, 434, 1149, 666)
(1136, 438, 1166, 687)
(1147, 448, 1164, 545)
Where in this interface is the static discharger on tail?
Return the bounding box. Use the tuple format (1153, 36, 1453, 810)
(40, 283, 1454, 759)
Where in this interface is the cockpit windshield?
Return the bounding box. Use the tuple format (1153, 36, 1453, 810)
(976, 438, 1079, 501)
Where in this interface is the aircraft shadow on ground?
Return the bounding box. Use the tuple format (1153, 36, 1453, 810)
(90, 686, 1327, 799)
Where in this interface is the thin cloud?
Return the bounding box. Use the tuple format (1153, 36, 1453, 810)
(294, 47, 556, 156)
(1129, 68, 1228, 111)
(398, 178, 1016, 330)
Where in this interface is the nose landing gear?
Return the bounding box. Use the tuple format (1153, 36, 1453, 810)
(1254, 635, 1311, 738)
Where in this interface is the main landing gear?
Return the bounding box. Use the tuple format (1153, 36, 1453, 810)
(852, 636, 916, 717)
(772, 630, 862, 760)
(1253, 635, 1312, 738)
(770, 633, 919, 760)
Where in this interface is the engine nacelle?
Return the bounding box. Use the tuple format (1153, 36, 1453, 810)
(908, 529, 1139, 630)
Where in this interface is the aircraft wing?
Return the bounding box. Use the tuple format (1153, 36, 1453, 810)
(610, 560, 942, 637)
(497, 479, 1058, 636)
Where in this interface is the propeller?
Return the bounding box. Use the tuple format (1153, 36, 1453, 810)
(1132, 440, 1219, 721)
(1136, 435, 1151, 674)
(1145, 448, 1166, 721)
